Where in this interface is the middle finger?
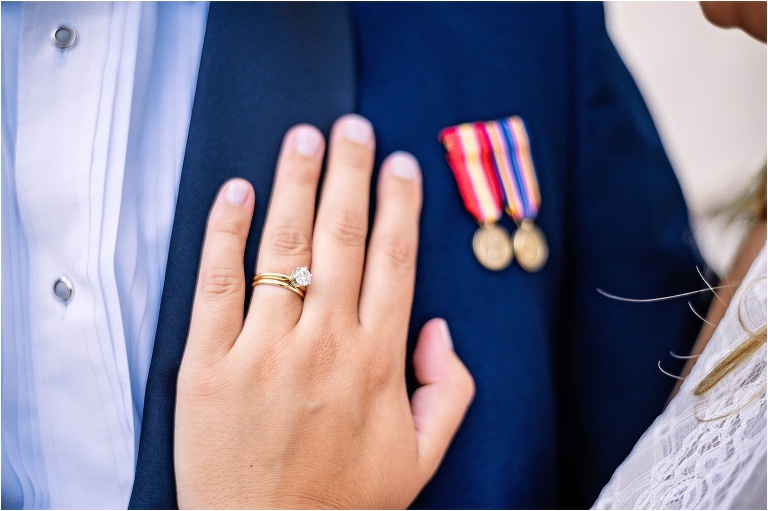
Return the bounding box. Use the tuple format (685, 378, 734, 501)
(304, 115, 375, 318)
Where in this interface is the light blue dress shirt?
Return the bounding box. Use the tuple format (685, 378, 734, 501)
(2, 2, 208, 508)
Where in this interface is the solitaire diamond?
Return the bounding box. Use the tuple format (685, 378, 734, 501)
(290, 266, 312, 287)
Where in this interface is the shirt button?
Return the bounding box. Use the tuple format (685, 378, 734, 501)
(53, 276, 74, 303)
(50, 24, 77, 49)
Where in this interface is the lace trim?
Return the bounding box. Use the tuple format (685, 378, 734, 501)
(594, 248, 767, 510)
(596, 351, 766, 509)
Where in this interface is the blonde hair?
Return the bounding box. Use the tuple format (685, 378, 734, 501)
(694, 306, 766, 396)
(694, 164, 766, 397)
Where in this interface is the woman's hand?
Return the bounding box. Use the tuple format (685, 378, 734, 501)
(174, 115, 475, 509)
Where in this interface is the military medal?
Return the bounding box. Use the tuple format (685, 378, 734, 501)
(484, 116, 548, 272)
(472, 223, 514, 271)
(439, 123, 514, 271)
(512, 219, 548, 272)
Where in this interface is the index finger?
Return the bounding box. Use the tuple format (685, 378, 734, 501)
(186, 179, 255, 362)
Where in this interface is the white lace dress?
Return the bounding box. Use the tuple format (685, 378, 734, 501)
(594, 247, 767, 510)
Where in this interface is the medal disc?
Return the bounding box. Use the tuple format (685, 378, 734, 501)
(512, 220, 548, 272)
(472, 224, 514, 271)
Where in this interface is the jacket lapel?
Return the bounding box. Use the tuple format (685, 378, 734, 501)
(129, 3, 355, 507)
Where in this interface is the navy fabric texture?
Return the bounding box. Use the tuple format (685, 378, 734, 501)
(553, 7, 707, 506)
(131, 2, 705, 509)
(128, 3, 355, 509)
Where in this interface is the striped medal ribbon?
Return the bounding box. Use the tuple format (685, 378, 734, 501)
(439, 122, 514, 271)
(484, 116, 548, 272)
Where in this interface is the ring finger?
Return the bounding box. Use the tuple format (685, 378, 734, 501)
(247, 124, 325, 326)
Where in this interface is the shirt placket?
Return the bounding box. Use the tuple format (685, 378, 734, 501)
(14, 2, 136, 507)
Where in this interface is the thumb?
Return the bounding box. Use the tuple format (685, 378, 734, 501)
(410, 318, 475, 478)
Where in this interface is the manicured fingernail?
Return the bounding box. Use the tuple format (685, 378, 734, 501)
(342, 115, 373, 145)
(226, 180, 249, 206)
(389, 151, 420, 182)
(295, 127, 322, 158)
(437, 319, 453, 349)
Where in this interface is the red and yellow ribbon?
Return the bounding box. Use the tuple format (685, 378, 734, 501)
(440, 116, 541, 225)
(439, 123, 503, 225)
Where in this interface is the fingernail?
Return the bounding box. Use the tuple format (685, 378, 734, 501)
(437, 319, 453, 349)
(342, 115, 373, 145)
(295, 127, 323, 158)
(389, 151, 420, 182)
(226, 180, 249, 206)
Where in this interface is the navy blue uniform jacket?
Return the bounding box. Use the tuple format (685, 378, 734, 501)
(130, 3, 705, 509)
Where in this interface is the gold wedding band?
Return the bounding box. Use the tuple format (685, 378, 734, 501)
(252, 267, 312, 300)
(252, 277, 306, 298)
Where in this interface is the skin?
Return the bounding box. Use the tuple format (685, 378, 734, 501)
(175, 116, 474, 509)
(668, 218, 766, 402)
(175, 3, 765, 507)
(668, 1, 767, 401)
(700, 1, 766, 42)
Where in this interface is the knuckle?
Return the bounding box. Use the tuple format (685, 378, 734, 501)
(379, 232, 415, 269)
(303, 334, 341, 378)
(212, 211, 249, 239)
(328, 209, 367, 247)
(268, 227, 311, 256)
(303, 320, 354, 375)
(337, 143, 372, 169)
(200, 264, 243, 298)
(244, 342, 286, 385)
(287, 156, 322, 184)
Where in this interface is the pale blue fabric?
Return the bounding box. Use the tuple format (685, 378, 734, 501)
(1, 3, 208, 508)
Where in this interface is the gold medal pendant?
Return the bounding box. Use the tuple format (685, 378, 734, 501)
(472, 224, 514, 271)
(512, 219, 548, 272)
